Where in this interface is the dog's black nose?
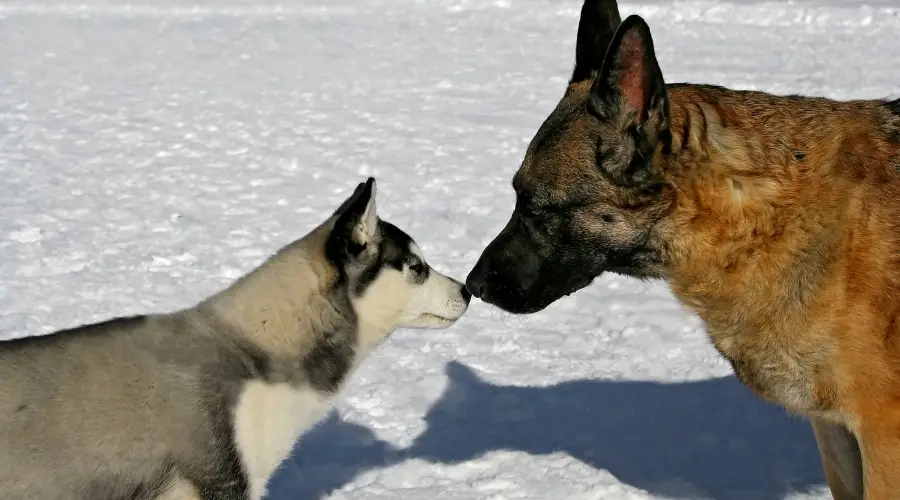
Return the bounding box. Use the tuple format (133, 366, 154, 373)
(465, 271, 484, 299)
(460, 283, 472, 303)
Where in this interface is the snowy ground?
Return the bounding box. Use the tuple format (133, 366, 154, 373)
(2, 0, 899, 498)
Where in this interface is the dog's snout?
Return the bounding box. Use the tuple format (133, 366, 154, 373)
(465, 262, 486, 299)
(460, 283, 472, 303)
(465, 276, 483, 299)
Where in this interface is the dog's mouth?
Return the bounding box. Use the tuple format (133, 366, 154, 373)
(422, 313, 455, 323)
(416, 312, 462, 328)
(477, 273, 600, 314)
(563, 275, 598, 296)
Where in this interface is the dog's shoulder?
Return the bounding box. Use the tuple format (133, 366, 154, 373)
(885, 98, 900, 118)
(0, 314, 150, 352)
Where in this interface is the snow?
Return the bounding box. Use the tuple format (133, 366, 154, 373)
(1, 0, 898, 498)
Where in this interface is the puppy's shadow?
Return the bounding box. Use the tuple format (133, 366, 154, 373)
(264, 411, 403, 500)
(407, 361, 826, 500)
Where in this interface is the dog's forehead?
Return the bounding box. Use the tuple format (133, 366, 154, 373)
(377, 220, 420, 262)
(514, 149, 599, 207)
(515, 94, 600, 206)
(408, 241, 425, 261)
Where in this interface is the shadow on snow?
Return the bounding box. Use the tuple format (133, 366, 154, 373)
(267, 361, 825, 499)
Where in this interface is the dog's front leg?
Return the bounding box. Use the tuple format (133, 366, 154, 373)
(157, 476, 206, 500)
(856, 412, 900, 500)
(156, 475, 250, 500)
(810, 416, 864, 500)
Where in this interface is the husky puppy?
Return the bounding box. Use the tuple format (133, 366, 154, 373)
(0, 177, 471, 500)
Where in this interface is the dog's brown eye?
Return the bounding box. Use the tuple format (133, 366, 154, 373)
(410, 261, 426, 274)
(525, 206, 544, 217)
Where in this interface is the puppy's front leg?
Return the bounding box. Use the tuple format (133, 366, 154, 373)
(157, 477, 203, 500)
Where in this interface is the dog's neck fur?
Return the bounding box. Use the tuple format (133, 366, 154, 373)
(639, 85, 900, 414)
(203, 219, 351, 362)
(198, 220, 358, 500)
(653, 84, 900, 338)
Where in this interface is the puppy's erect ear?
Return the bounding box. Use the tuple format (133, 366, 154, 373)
(333, 181, 367, 216)
(570, 0, 622, 84)
(330, 177, 378, 259)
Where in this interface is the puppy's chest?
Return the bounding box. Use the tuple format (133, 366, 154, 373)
(709, 327, 828, 414)
(232, 380, 331, 500)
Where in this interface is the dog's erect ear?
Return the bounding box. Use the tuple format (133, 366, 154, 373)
(570, 0, 622, 84)
(591, 15, 667, 126)
(590, 15, 668, 184)
(331, 177, 378, 258)
(333, 180, 367, 216)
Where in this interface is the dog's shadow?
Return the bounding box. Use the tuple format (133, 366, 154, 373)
(405, 361, 826, 500)
(266, 361, 826, 499)
(264, 411, 404, 499)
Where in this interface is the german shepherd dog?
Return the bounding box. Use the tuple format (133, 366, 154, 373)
(465, 1, 900, 498)
(0, 178, 471, 500)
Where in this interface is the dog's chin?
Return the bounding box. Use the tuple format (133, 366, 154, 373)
(405, 312, 464, 330)
(482, 295, 552, 315)
(481, 274, 600, 315)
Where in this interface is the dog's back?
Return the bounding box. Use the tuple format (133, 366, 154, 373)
(0, 313, 252, 500)
(887, 98, 900, 118)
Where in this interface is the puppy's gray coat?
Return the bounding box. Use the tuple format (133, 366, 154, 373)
(0, 178, 470, 500)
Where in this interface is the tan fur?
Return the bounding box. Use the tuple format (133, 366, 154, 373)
(658, 86, 900, 499)
(157, 477, 202, 500)
(468, 4, 900, 497)
(550, 80, 900, 498)
(205, 218, 339, 358)
(654, 86, 900, 416)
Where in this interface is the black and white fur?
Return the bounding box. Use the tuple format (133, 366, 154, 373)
(0, 177, 471, 500)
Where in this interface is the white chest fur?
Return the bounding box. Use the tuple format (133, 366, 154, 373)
(232, 380, 330, 500)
